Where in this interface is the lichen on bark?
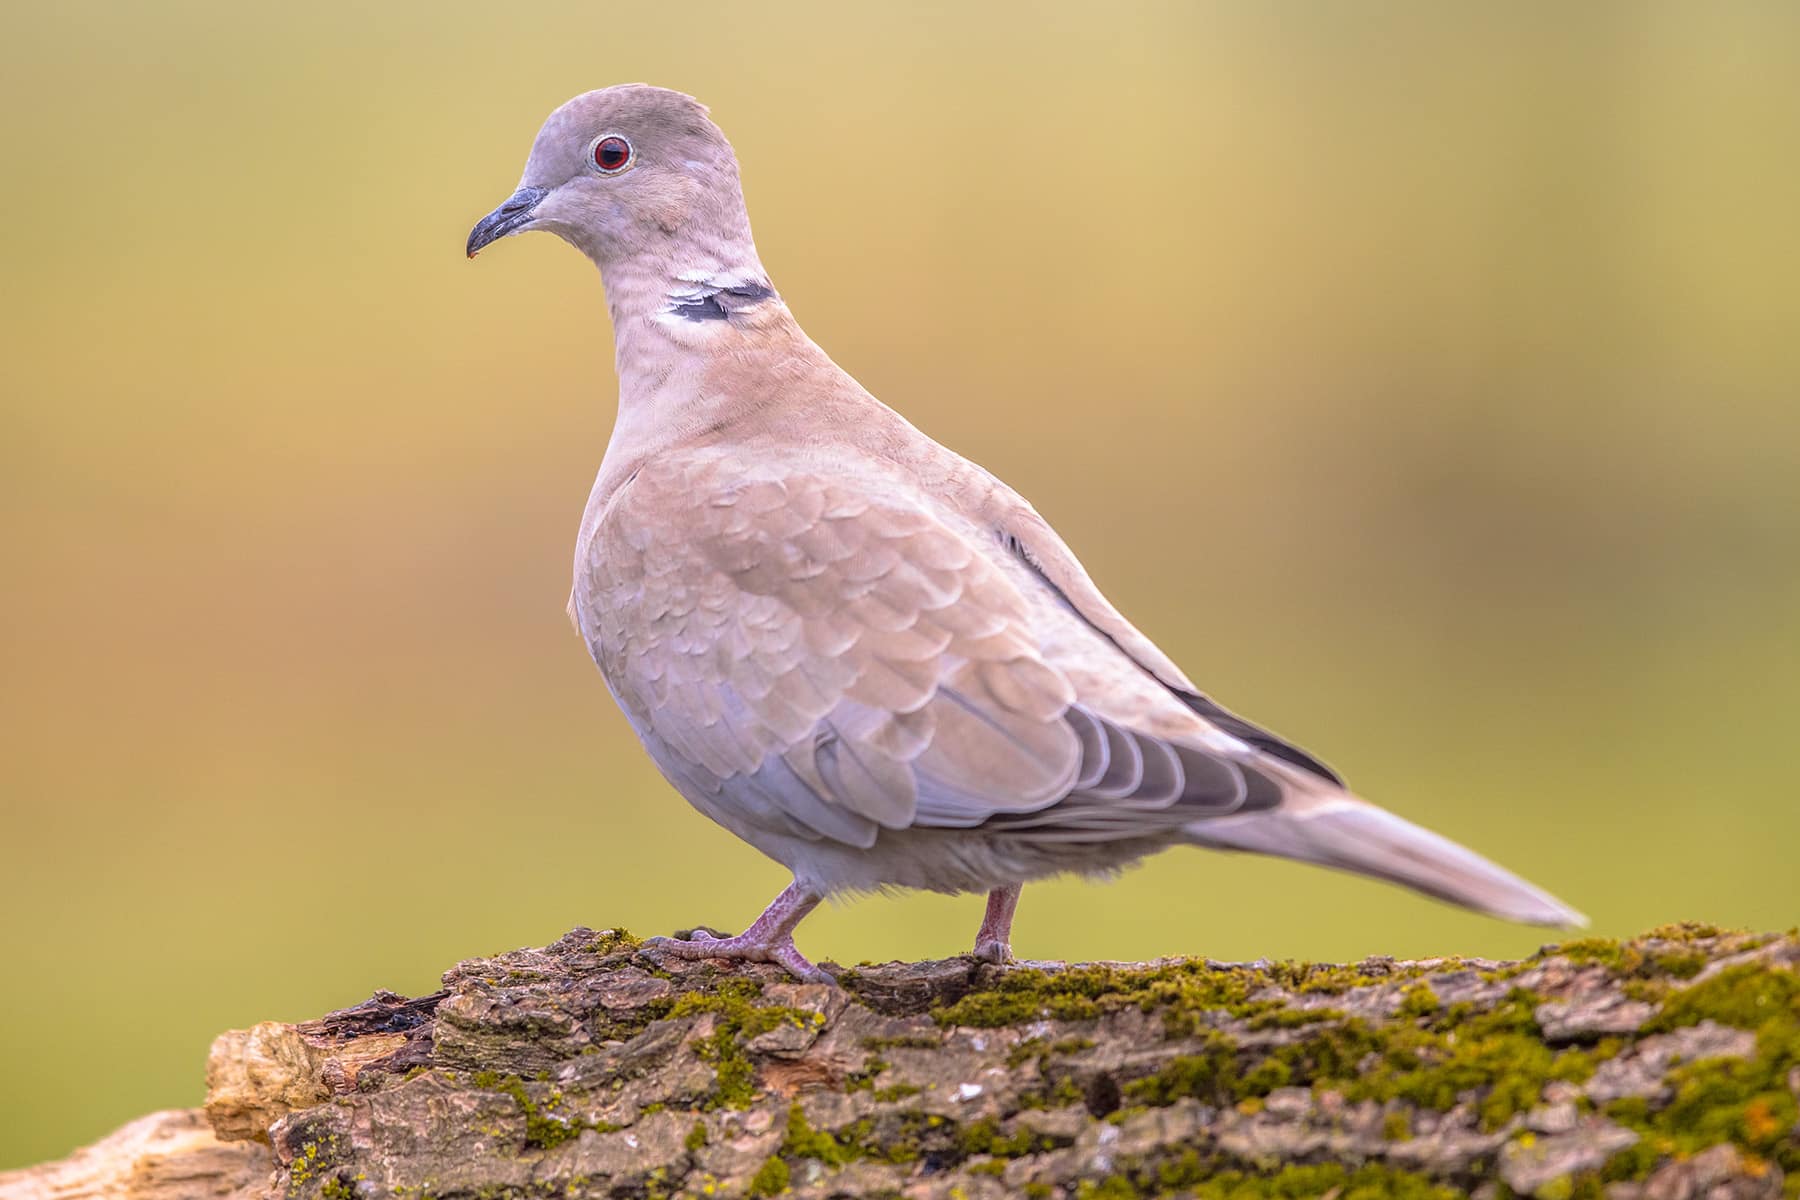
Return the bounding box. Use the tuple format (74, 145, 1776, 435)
(7, 923, 1798, 1200)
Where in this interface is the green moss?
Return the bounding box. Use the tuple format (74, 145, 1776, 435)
(967, 1159, 1006, 1177)
(770, 1102, 1069, 1178)
(1662, 1059, 1798, 1153)
(1078, 1159, 1462, 1200)
(1246, 1006, 1344, 1031)
(1006, 1037, 1050, 1069)
(1598, 1131, 1660, 1184)
(1339, 991, 1577, 1130)
(1556, 938, 1636, 970)
(1120, 987, 1610, 1133)
(772, 1103, 948, 1169)
(683, 1120, 708, 1152)
(661, 979, 818, 1109)
(591, 928, 641, 956)
(844, 1055, 889, 1092)
(1127, 1018, 1388, 1111)
(931, 966, 1124, 1027)
(779, 1103, 859, 1168)
(287, 1139, 333, 1190)
(1015, 1073, 1085, 1110)
(468, 1071, 612, 1150)
(931, 954, 1452, 1043)
(933, 959, 1269, 1032)
(712, 1053, 755, 1107)
(745, 1157, 789, 1197)
(1535, 1178, 1576, 1200)
(1653, 950, 1708, 979)
(859, 1033, 940, 1050)
(956, 1117, 1057, 1159)
(1397, 983, 1440, 1019)
(1273, 959, 1437, 996)
(1644, 921, 1733, 943)
(1548, 929, 1732, 995)
(1240, 1056, 1293, 1097)
(1601, 957, 1800, 1180)
(1650, 961, 1800, 1034)
(1124, 1031, 1239, 1106)
(1382, 1111, 1412, 1142)
(873, 1082, 921, 1100)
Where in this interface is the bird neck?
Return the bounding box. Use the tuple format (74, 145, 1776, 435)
(601, 248, 787, 355)
(594, 249, 833, 460)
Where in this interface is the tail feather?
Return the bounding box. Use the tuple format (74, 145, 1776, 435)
(1185, 787, 1586, 929)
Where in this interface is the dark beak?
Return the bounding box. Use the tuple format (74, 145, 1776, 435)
(466, 186, 548, 258)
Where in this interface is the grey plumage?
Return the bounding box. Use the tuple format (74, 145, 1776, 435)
(467, 85, 1583, 978)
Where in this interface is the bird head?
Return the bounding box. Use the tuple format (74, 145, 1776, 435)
(465, 85, 753, 269)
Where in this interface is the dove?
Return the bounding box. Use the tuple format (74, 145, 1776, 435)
(466, 85, 1583, 983)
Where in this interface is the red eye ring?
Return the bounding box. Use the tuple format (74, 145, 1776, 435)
(590, 134, 633, 175)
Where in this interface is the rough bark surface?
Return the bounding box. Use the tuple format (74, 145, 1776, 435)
(0, 1109, 269, 1200)
(8, 925, 1798, 1200)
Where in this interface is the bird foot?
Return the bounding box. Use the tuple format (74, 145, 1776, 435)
(644, 931, 834, 985)
(970, 885, 1021, 966)
(970, 938, 1013, 965)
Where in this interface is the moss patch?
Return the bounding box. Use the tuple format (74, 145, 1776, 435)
(768, 1101, 1069, 1178)
(1076, 1158, 1464, 1199)
(1125, 1030, 1240, 1107)
(779, 1103, 861, 1168)
(1649, 961, 1800, 1034)
(932, 957, 1424, 1036)
(1545, 929, 1731, 1002)
(469, 1070, 616, 1149)
(745, 1156, 789, 1197)
(591, 928, 642, 957)
(1601, 958, 1800, 1181)
(661, 978, 821, 1109)
(1121, 988, 1614, 1132)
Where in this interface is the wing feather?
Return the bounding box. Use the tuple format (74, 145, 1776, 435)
(585, 454, 1086, 844)
(582, 451, 1297, 856)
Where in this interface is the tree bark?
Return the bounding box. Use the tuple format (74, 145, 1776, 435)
(7, 924, 1796, 1199)
(0, 1110, 269, 1200)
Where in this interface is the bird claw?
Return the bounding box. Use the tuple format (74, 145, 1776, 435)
(644, 932, 836, 986)
(643, 932, 733, 957)
(773, 950, 837, 987)
(970, 939, 1013, 965)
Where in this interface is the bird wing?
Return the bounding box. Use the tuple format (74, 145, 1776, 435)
(987, 495, 1343, 784)
(574, 445, 1582, 926)
(577, 450, 1256, 850)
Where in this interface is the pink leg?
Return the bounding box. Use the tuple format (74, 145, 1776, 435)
(645, 880, 832, 984)
(972, 884, 1021, 964)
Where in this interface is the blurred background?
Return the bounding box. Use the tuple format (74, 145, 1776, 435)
(3, 0, 1797, 1169)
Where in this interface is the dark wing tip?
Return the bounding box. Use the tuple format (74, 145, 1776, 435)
(1175, 691, 1344, 787)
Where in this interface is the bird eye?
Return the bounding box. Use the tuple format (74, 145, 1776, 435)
(590, 134, 633, 175)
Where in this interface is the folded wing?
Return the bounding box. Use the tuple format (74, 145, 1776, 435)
(581, 450, 1583, 928)
(580, 454, 1261, 849)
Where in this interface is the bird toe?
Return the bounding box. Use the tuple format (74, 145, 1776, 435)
(970, 939, 1013, 965)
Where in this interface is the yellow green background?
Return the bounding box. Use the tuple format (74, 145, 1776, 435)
(3, 1, 1797, 1170)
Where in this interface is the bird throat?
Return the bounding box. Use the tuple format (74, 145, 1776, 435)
(660, 270, 779, 324)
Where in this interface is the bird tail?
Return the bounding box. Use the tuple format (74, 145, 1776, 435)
(1183, 775, 1586, 929)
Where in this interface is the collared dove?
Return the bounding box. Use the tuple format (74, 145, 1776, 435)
(467, 85, 1583, 982)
